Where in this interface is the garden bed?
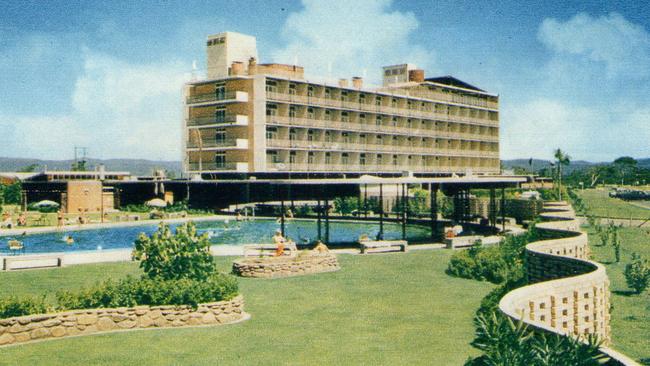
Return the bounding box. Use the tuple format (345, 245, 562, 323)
(0, 296, 246, 346)
(232, 253, 340, 278)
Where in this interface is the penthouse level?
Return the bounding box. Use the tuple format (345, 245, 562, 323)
(183, 32, 500, 179)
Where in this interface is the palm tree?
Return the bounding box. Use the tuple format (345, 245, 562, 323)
(554, 149, 571, 200)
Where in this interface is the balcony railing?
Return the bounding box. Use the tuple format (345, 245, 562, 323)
(187, 162, 248, 172)
(187, 138, 248, 149)
(265, 91, 499, 122)
(265, 138, 499, 158)
(186, 91, 248, 104)
(266, 162, 497, 173)
(187, 115, 248, 127)
(266, 115, 499, 143)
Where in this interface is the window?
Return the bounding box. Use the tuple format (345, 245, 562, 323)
(392, 136, 398, 145)
(407, 100, 413, 109)
(215, 129, 226, 144)
(289, 151, 296, 164)
(324, 110, 331, 120)
(266, 104, 278, 116)
(308, 151, 315, 164)
(307, 129, 314, 141)
(265, 80, 277, 93)
(359, 94, 366, 103)
(391, 117, 397, 127)
(359, 134, 367, 144)
(375, 116, 382, 126)
(341, 153, 349, 165)
(376, 135, 383, 145)
(342, 132, 350, 143)
(359, 114, 366, 124)
(377, 154, 383, 165)
(375, 96, 382, 106)
(267, 150, 279, 163)
(360, 153, 366, 166)
(289, 106, 296, 118)
(307, 85, 314, 97)
(266, 127, 278, 140)
(325, 131, 332, 142)
(391, 98, 397, 107)
(307, 108, 315, 119)
(384, 70, 391, 76)
(392, 154, 398, 166)
(214, 108, 226, 123)
(324, 88, 331, 99)
(407, 119, 412, 129)
(341, 112, 349, 122)
(289, 83, 297, 95)
(325, 152, 331, 164)
(215, 153, 226, 168)
(289, 129, 297, 141)
(215, 83, 225, 100)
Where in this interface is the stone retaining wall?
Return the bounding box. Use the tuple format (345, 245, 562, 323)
(498, 202, 639, 365)
(0, 295, 245, 347)
(232, 253, 340, 278)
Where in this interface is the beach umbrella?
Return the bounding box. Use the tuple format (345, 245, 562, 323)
(145, 198, 167, 208)
(33, 200, 60, 207)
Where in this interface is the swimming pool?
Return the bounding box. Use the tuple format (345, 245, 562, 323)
(0, 219, 430, 255)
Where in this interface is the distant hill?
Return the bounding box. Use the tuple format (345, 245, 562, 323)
(502, 158, 650, 173)
(0, 157, 182, 177)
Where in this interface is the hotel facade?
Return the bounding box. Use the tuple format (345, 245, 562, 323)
(183, 32, 500, 178)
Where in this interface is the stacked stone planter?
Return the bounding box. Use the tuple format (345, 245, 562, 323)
(232, 253, 340, 278)
(0, 295, 246, 346)
(498, 202, 638, 365)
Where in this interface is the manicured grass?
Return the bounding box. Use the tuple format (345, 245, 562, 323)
(577, 189, 650, 220)
(585, 226, 650, 362)
(0, 250, 492, 365)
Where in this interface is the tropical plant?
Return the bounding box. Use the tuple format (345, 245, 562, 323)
(132, 222, 216, 281)
(553, 148, 571, 201)
(624, 253, 650, 294)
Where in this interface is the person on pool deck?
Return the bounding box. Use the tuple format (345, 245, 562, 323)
(273, 229, 286, 256)
(17, 212, 26, 227)
(57, 210, 65, 228)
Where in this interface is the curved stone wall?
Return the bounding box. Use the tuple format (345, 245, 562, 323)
(0, 296, 246, 347)
(232, 253, 340, 278)
(498, 202, 639, 365)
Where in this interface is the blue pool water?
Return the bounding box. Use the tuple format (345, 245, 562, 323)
(0, 219, 430, 255)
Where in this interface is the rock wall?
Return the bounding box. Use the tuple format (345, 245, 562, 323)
(498, 202, 639, 365)
(232, 253, 340, 278)
(0, 296, 245, 347)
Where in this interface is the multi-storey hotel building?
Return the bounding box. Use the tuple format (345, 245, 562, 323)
(183, 32, 500, 178)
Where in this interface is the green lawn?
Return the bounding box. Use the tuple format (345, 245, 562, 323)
(577, 189, 650, 220)
(0, 250, 492, 365)
(586, 226, 650, 362)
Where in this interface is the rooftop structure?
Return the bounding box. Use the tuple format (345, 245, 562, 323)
(184, 32, 500, 179)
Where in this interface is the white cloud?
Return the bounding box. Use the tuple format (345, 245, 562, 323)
(272, 0, 433, 84)
(538, 12, 650, 79)
(0, 50, 192, 160)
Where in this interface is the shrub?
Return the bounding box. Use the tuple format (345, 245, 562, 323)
(466, 311, 607, 365)
(132, 222, 215, 281)
(56, 273, 238, 311)
(446, 227, 539, 284)
(0, 296, 49, 319)
(624, 253, 650, 294)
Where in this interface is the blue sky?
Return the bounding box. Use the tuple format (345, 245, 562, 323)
(1, 0, 649, 162)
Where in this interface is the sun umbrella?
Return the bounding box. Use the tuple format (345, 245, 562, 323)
(33, 200, 60, 207)
(145, 198, 167, 208)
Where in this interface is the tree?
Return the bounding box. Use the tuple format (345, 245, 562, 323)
(18, 164, 39, 173)
(132, 222, 215, 281)
(624, 253, 650, 294)
(553, 149, 571, 200)
(613, 156, 637, 185)
(3, 182, 22, 205)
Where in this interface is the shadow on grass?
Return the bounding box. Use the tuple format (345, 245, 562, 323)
(639, 358, 650, 366)
(612, 290, 637, 297)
